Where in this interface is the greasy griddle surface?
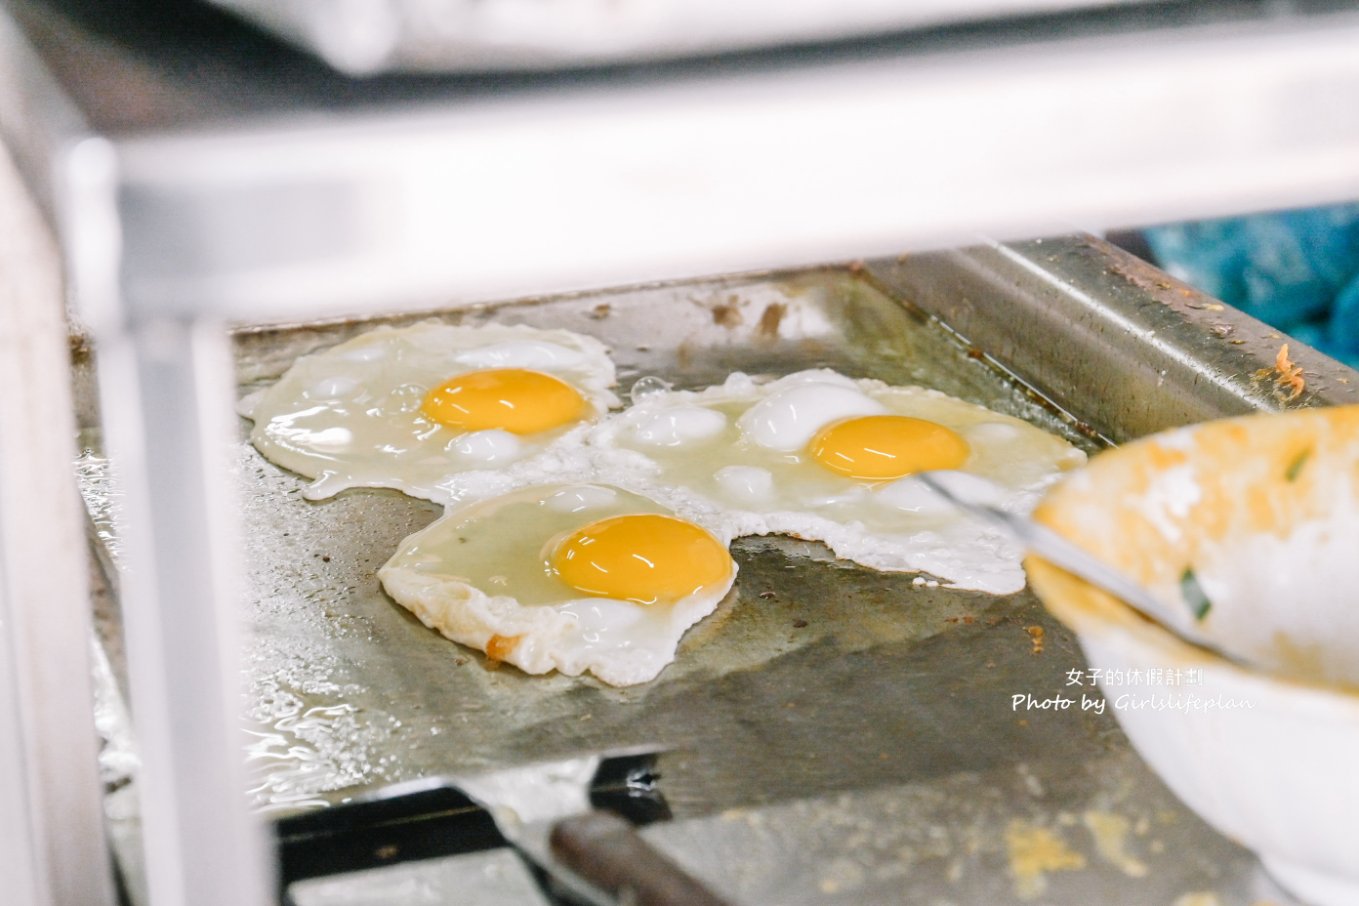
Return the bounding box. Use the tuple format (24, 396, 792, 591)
(228, 268, 1107, 815)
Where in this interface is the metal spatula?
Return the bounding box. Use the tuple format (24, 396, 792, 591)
(309, 752, 733, 906)
(913, 471, 1252, 670)
(454, 753, 731, 906)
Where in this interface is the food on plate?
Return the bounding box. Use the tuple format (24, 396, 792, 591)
(378, 483, 737, 686)
(238, 322, 619, 503)
(585, 369, 1086, 594)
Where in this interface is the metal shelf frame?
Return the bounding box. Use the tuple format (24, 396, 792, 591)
(3, 0, 1359, 904)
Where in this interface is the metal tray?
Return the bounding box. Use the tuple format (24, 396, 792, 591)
(80, 235, 1359, 905)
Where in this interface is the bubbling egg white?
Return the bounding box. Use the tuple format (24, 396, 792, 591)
(585, 369, 1088, 594)
(238, 322, 619, 504)
(377, 483, 738, 686)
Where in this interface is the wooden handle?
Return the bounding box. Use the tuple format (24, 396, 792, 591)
(549, 811, 733, 906)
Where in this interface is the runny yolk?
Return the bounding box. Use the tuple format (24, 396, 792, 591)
(808, 414, 970, 480)
(421, 368, 587, 434)
(549, 514, 732, 606)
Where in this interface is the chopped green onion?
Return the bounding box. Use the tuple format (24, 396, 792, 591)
(1285, 447, 1311, 482)
(1180, 568, 1212, 621)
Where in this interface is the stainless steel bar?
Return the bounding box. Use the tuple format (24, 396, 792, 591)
(2, 3, 1359, 327)
(109, 11, 1359, 323)
(89, 310, 274, 906)
(204, 0, 1174, 76)
(59, 120, 271, 906)
(0, 144, 115, 906)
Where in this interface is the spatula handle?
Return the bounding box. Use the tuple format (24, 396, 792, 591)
(550, 810, 733, 906)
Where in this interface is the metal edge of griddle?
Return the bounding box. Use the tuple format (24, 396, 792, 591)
(272, 753, 670, 879)
(864, 234, 1359, 442)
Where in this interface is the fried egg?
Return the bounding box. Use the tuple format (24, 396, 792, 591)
(238, 322, 619, 503)
(585, 369, 1087, 594)
(378, 484, 737, 686)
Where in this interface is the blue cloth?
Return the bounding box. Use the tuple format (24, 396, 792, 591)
(1329, 274, 1359, 357)
(1143, 202, 1359, 368)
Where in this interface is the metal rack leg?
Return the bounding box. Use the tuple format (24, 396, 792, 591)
(0, 145, 115, 906)
(92, 311, 273, 906)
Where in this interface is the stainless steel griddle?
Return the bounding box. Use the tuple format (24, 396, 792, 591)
(77, 235, 1359, 905)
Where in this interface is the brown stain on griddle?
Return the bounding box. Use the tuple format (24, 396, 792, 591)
(757, 303, 787, 340)
(711, 297, 743, 329)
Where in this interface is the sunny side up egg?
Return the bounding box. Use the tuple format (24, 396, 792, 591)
(238, 322, 619, 504)
(585, 369, 1088, 594)
(378, 484, 737, 686)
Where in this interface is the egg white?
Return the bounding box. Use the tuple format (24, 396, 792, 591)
(238, 322, 619, 504)
(583, 369, 1088, 594)
(378, 484, 738, 686)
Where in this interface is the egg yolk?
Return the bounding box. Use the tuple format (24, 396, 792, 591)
(549, 514, 732, 606)
(421, 368, 587, 434)
(808, 415, 970, 480)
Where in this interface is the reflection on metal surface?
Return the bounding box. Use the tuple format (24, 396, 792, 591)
(292, 848, 552, 906)
(76, 449, 124, 569)
(245, 702, 370, 813)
